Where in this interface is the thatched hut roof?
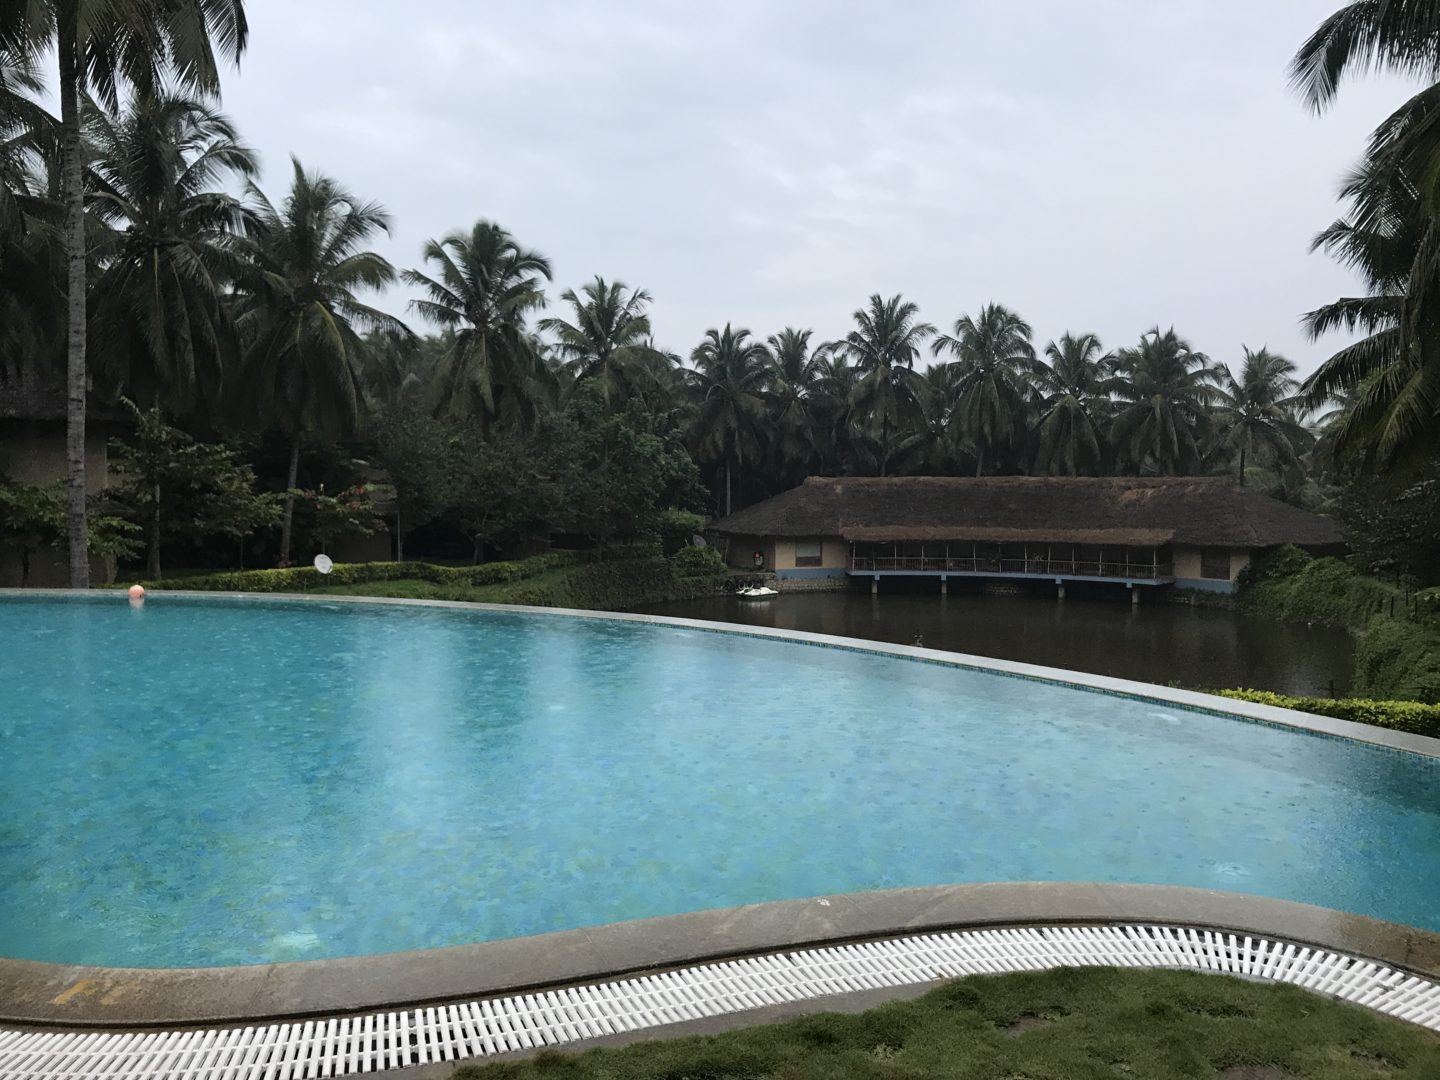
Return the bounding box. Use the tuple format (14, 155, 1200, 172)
(710, 476, 1344, 549)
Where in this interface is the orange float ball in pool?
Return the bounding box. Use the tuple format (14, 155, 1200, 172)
(128, 584, 145, 600)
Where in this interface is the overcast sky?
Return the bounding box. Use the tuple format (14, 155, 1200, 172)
(215, 0, 1415, 375)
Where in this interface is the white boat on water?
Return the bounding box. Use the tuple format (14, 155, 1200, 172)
(736, 585, 780, 599)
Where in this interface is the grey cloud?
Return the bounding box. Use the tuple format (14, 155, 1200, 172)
(220, 0, 1417, 371)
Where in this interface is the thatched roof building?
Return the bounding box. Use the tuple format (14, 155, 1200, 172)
(710, 476, 1342, 549)
(709, 477, 1343, 594)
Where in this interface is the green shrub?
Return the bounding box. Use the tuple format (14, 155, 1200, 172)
(671, 544, 726, 579)
(1217, 688, 1440, 738)
(1241, 545, 1398, 628)
(1352, 616, 1440, 704)
(655, 508, 705, 557)
(477, 558, 724, 609)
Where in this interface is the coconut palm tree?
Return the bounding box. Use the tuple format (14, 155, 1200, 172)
(1032, 332, 1116, 476)
(894, 361, 965, 475)
(1214, 347, 1313, 484)
(809, 348, 864, 474)
(763, 327, 821, 483)
(1110, 327, 1223, 475)
(539, 276, 667, 409)
(836, 294, 935, 476)
(404, 219, 553, 428)
(86, 91, 254, 418)
(233, 159, 406, 565)
(690, 324, 769, 516)
(8, 0, 249, 586)
(931, 303, 1036, 476)
(1293, 2, 1440, 474)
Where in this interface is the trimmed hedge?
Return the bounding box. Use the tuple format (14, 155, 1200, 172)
(477, 558, 724, 610)
(1217, 689, 1440, 739)
(134, 551, 594, 593)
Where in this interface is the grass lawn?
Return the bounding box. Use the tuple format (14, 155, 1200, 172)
(452, 967, 1439, 1079)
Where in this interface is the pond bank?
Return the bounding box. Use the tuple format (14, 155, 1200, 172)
(641, 588, 1355, 698)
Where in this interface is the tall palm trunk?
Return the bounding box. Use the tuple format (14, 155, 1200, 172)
(975, 444, 986, 477)
(58, 34, 89, 588)
(1238, 444, 1247, 485)
(147, 482, 162, 579)
(724, 457, 733, 517)
(279, 434, 300, 565)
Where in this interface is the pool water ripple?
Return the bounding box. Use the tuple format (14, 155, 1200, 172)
(1, 595, 1436, 968)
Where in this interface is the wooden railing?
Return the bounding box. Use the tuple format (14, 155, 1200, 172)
(849, 556, 1174, 580)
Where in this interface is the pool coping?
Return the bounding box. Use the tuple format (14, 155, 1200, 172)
(3, 591, 1439, 1027)
(3, 883, 1440, 1027)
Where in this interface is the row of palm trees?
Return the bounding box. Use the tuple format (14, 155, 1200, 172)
(2, 12, 1345, 578)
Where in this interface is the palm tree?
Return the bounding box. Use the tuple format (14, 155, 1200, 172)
(894, 361, 965, 474)
(1214, 347, 1313, 484)
(763, 327, 820, 483)
(9, 0, 249, 587)
(931, 303, 1035, 476)
(233, 159, 406, 565)
(1292, 2, 1440, 473)
(404, 219, 553, 428)
(837, 294, 935, 476)
(810, 348, 864, 474)
(690, 324, 769, 515)
(539, 276, 667, 409)
(86, 91, 254, 418)
(1110, 327, 1222, 475)
(1032, 332, 1115, 476)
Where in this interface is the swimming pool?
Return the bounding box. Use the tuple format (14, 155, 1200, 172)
(1, 593, 1436, 968)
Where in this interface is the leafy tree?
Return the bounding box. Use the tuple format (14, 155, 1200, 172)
(931, 303, 1035, 477)
(108, 400, 277, 579)
(373, 410, 451, 560)
(555, 387, 704, 544)
(1110, 327, 1222, 475)
(292, 485, 382, 561)
(540, 276, 668, 409)
(838, 294, 935, 476)
(233, 159, 406, 565)
(447, 426, 560, 563)
(8, 0, 249, 587)
(0, 475, 61, 584)
(404, 219, 553, 428)
(1033, 332, 1115, 476)
(690, 324, 769, 515)
(1214, 347, 1313, 484)
(86, 91, 255, 419)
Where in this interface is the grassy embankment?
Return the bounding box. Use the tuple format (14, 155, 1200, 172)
(451, 967, 1439, 1080)
(1237, 546, 1440, 712)
(135, 548, 728, 610)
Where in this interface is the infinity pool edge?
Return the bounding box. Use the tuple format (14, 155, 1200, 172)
(6, 588, 1436, 759)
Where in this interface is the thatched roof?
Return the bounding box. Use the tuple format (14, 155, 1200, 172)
(710, 476, 1344, 549)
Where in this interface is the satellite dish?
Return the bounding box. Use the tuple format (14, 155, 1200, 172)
(313, 554, 334, 575)
(691, 535, 707, 547)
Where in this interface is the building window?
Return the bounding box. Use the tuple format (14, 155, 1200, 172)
(1201, 547, 1231, 580)
(794, 540, 823, 567)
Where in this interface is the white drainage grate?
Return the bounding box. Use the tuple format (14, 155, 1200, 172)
(3, 924, 1439, 1079)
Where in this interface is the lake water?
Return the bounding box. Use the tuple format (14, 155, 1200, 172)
(644, 587, 1355, 697)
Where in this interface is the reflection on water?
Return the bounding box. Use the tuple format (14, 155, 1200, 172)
(643, 586, 1355, 697)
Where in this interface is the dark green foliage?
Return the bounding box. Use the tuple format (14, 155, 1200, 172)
(655, 508, 705, 557)
(1242, 545, 1399, 627)
(1339, 472, 1440, 586)
(453, 967, 1440, 1079)
(670, 544, 726, 579)
(1352, 616, 1440, 704)
(1217, 688, 1440, 736)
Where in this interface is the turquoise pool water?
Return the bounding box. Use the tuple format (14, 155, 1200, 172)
(1, 595, 1437, 968)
